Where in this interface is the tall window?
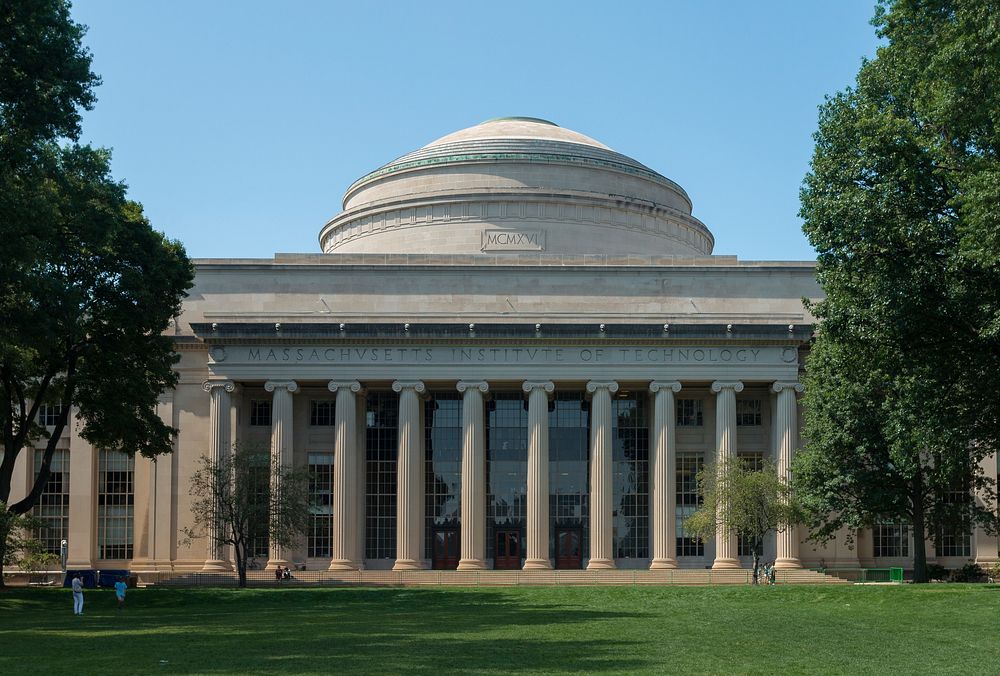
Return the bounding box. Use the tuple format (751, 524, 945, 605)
(33, 449, 70, 554)
(936, 485, 972, 557)
(97, 450, 134, 560)
(736, 399, 762, 426)
(365, 392, 398, 560)
(549, 392, 589, 560)
(737, 452, 766, 556)
(250, 399, 271, 427)
(310, 400, 335, 427)
(246, 454, 271, 559)
(676, 399, 703, 427)
(874, 523, 910, 558)
(38, 404, 63, 427)
(676, 453, 704, 557)
(307, 453, 333, 558)
(612, 393, 649, 559)
(486, 393, 528, 561)
(424, 394, 462, 558)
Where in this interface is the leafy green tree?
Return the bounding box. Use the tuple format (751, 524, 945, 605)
(684, 458, 799, 584)
(0, 506, 56, 583)
(184, 446, 312, 587)
(795, 0, 1000, 582)
(0, 0, 194, 581)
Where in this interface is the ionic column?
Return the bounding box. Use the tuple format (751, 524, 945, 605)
(772, 381, 804, 569)
(265, 380, 298, 570)
(711, 380, 743, 569)
(201, 380, 235, 571)
(456, 381, 489, 570)
(392, 380, 425, 570)
(587, 380, 619, 569)
(328, 381, 363, 571)
(522, 381, 554, 569)
(649, 381, 682, 569)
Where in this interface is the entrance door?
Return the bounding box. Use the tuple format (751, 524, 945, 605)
(432, 528, 460, 570)
(494, 529, 522, 569)
(555, 527, 583, 569)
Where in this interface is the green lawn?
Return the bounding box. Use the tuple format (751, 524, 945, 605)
(1, 584, 998, 674)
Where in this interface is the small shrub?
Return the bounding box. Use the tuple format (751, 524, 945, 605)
(925, 563, 947, 581)
(948, 562, 986, 583)
(987, 561, 1000, 583)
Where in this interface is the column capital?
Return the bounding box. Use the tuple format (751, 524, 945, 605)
(521, 380, 555, 395)
(586, 380, 619, 395)
(391, 380, 426, 394)
(711, 380, 744, 394)
(649, 381, 682, 394)
(456, 380, 489, 394)
(202, 379, 236, 394)
(771, 381, 804, 394)
(264, 380, 299, 394)
(328, 380, 363, 394)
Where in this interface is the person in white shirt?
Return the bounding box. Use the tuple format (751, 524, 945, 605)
(71, 574, 84, 615)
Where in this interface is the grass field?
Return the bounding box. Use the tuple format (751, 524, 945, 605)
(1, 584, 998, 674)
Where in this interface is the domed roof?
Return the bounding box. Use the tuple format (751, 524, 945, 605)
(424, 117, 611, 150)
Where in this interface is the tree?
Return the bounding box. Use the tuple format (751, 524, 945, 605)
(184, 446, 311, 587)
(796, 0, 1000, 582)
(684, 458, 799, 584)
(0, 0, 194, 582)
(1, 506, 56, 583)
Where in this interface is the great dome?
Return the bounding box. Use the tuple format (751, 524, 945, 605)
(319, 118, 714, 256)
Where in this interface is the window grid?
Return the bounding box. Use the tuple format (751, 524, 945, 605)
(736, 399, 762, 426)
(486, 393, 528, 561)
(612, 394, 649, 559)
(424, 395, 462, 559)
(38, 404, 63, 427)
(676, 452, 705, 557)
(874, 523, 910, 558)
(33, 449, 70, 554)
(549, 392, 590, 561)
(246, 454, 271, 559)
(310, 400, 335, 427)
(97, 450, 134, 560)
(307, 453, 333, 558)
(365, 392, 398, 560)
(936, 486, 972, 557)
(250, 399, 272, 427)
(676, 399, 703, 427)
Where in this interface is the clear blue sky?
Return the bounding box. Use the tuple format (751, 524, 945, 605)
(73, 1, 880, 261)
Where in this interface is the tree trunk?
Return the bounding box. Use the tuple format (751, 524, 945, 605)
(752, 551, 760, 585)
(911, 474, 929, 584)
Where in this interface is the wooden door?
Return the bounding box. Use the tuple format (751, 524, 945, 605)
(555, 528, 583, 569)
(432, 528, 460, 569)
(494, 529, 522, 569)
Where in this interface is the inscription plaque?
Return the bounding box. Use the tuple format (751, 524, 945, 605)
(481, 229, 545, 251)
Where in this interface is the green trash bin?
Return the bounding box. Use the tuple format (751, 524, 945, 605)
(889, 567, 904, 583)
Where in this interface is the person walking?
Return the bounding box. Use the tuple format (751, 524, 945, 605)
(114, 577, 128, 611)
(71, 574, 84, 615)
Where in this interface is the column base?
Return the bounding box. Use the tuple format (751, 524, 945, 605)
(711, 557, 741, 569)
(773, 557, 802, 570)
(328, 559, 358, 571)
(522, 558, 552, 570)
(392, 559, 423, 571)
(649, 558, 678, 570)
(586, 558, 616, 570)
(457, 558, 487, 570)
(265, 559, 291, 571)
(201, 559, 232, 572)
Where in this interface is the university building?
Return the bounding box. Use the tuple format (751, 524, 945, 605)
(11, 118, 999, 574)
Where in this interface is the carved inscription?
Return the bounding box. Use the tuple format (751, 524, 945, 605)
(481, 229, 545, 251)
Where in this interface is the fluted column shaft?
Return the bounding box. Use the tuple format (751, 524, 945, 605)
(523, 381, 554, 569)
(711, 380, 743, 569)
(457, 381, 489, 570)
(650, 381, 682, 569)
(773, 382, 804, 569)
(392, 381, 425, 570)
(202, 380, 235, 571)
(329, 381, 363, 570)
(587, 381, 619, 569)
(265, 380, 298, 569)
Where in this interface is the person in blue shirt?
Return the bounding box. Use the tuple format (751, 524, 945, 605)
(114, 577, 128, 610)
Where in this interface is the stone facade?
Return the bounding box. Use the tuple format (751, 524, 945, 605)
(10, 118, 998, 574)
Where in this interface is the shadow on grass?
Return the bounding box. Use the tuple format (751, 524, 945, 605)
(1, 587, 652, 674)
